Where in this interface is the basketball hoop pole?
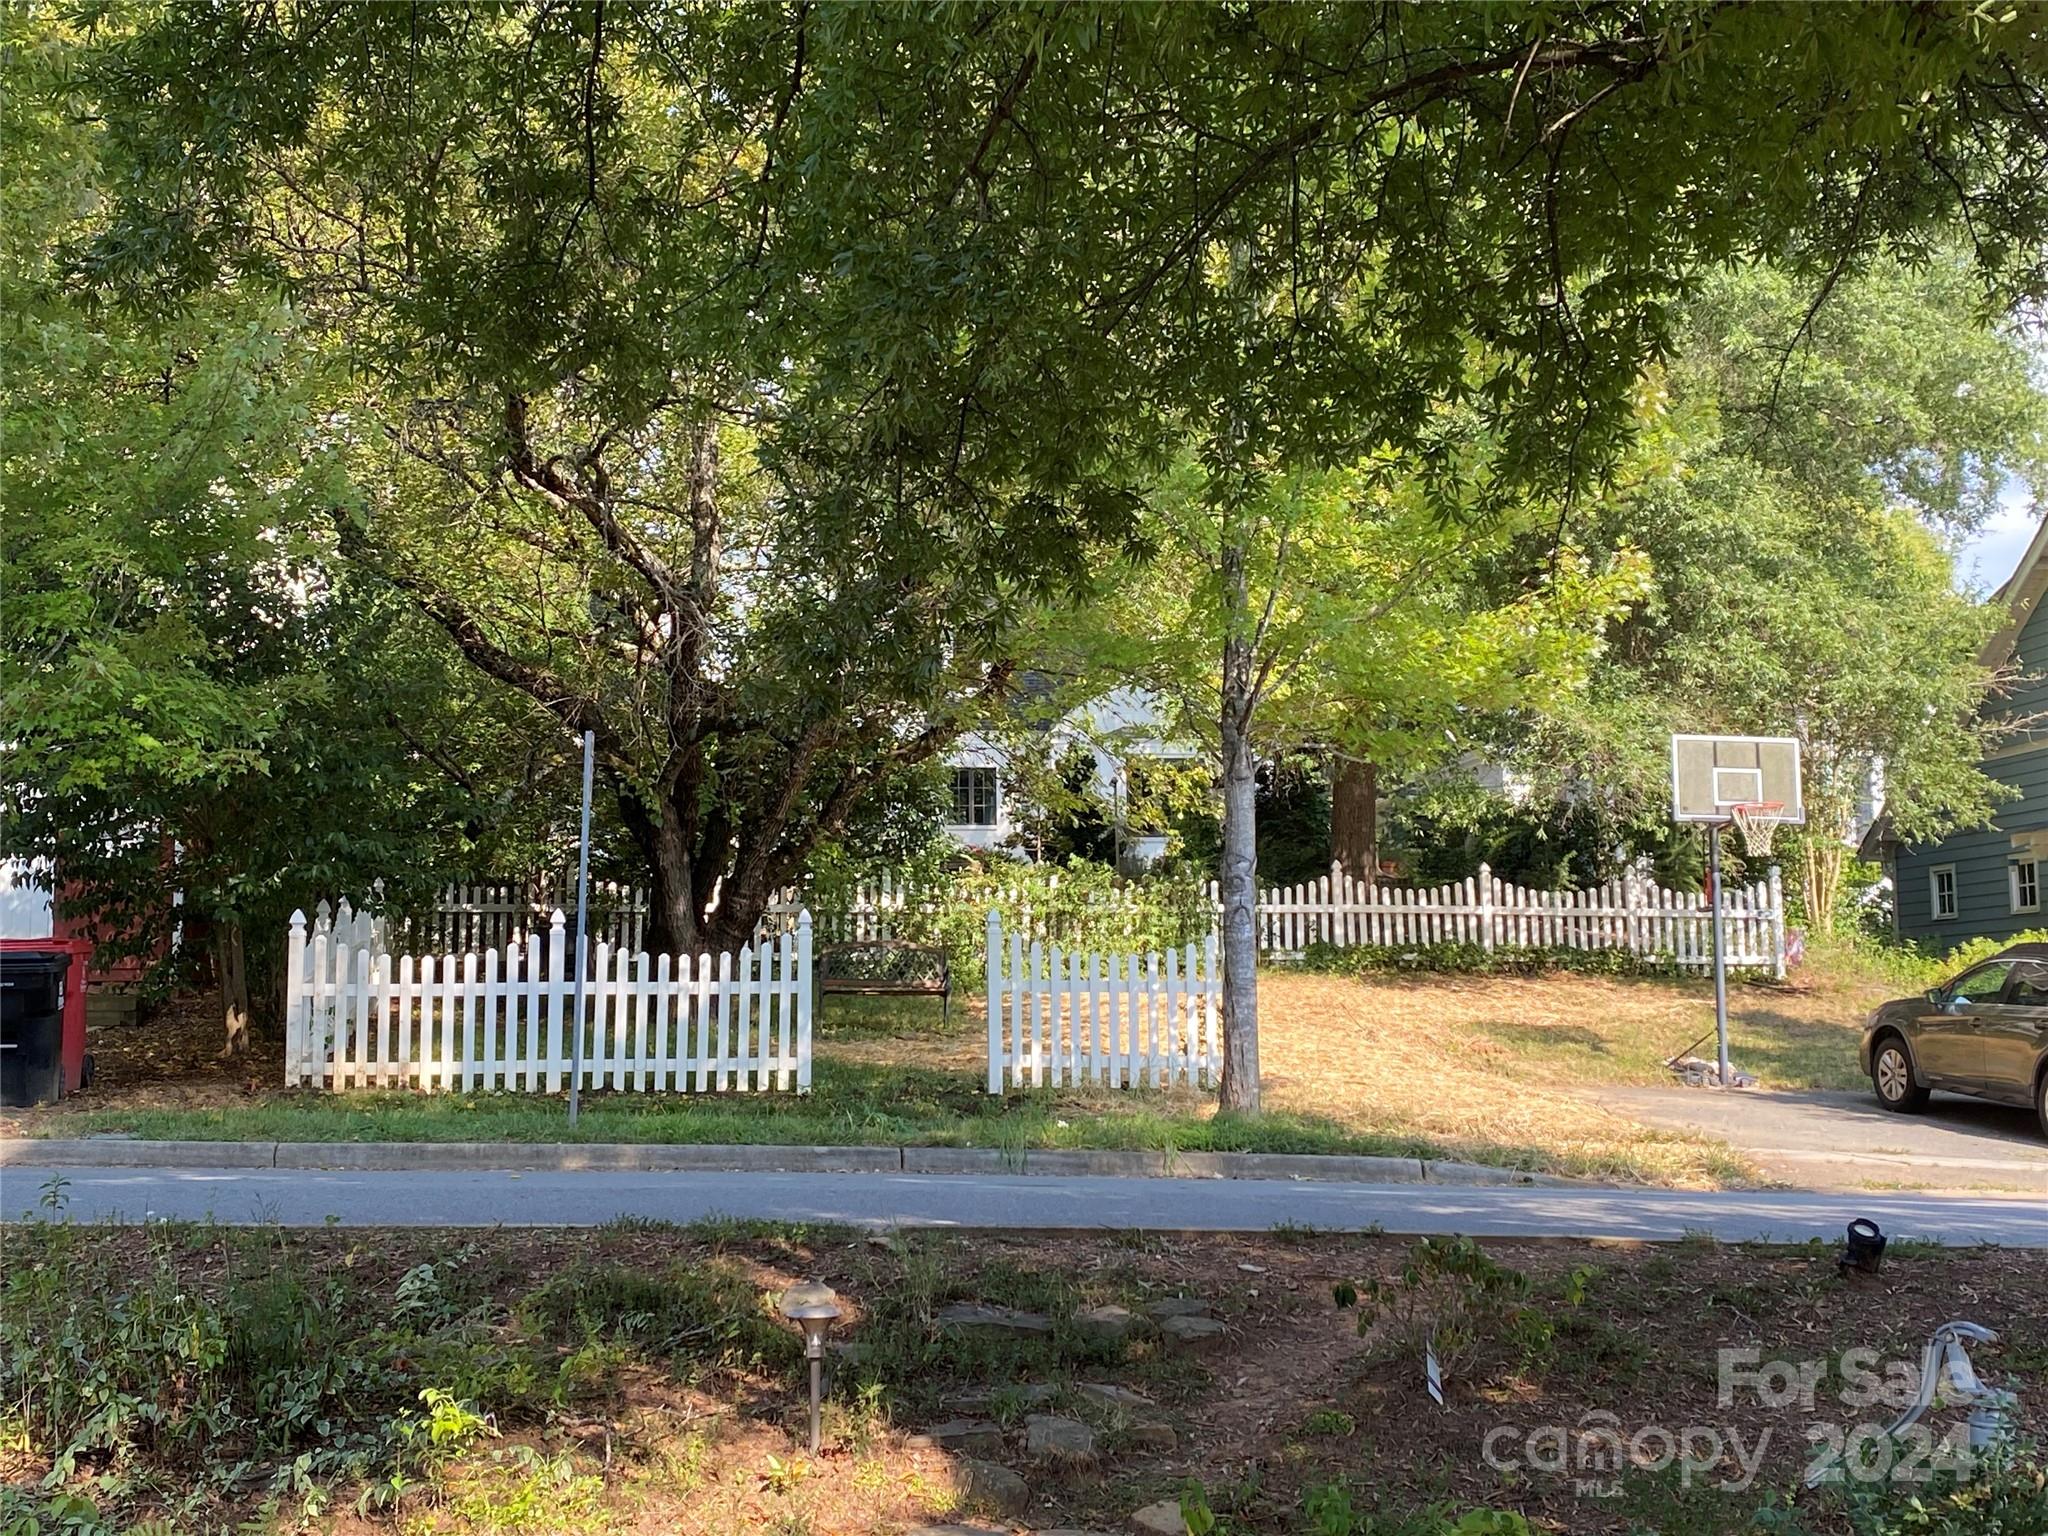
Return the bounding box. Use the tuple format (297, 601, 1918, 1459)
(1708, 822, 1732, 1085)
(1673, 735, 1800, 1079)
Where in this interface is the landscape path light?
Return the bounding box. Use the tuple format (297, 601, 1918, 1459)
(779, 1280, 842, 1454)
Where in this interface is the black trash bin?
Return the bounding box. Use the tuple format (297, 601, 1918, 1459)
(1, 950, 70, 1107)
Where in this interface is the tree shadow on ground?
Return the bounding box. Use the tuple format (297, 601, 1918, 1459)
(1470, 1020, 1613, 1055)
(1726, 1008, 1869, 1089)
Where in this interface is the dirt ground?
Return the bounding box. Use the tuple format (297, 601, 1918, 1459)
(10, 1222, 2043, 1535)
(57, 989, 286, 1112)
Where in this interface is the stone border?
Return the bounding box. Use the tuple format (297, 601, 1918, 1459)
(0, 1137, 1584, 1185)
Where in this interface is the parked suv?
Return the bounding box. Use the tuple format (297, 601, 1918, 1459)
(1861, 943, 2048, 1138)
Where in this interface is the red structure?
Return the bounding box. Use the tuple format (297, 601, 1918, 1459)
(54, 877, 169, 986)
(0, 937, 92, 1095)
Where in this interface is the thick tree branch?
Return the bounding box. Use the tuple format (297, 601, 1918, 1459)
(503, 393, 685, 610)
(336, 511, 633, 770)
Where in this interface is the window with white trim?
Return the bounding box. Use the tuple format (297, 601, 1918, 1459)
(950, 766, 1000, 827)
(2013, 859, 2041, 915)
(1930, 864, 1958, 921)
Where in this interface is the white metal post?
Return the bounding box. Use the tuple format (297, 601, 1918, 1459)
(986, 909, 1003, 1094)
(568, 729, 594, 1127)
(1709, 824, 1731, 1083)
(1768, 864, 1786, 980)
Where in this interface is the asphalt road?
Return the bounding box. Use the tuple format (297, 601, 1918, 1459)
(6, 1166, 2045, 1245)
(1592, 1086, 2048, 1194)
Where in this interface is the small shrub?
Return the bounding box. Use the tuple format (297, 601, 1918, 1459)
(392, 1386, 495, 1466)
(1838, 1439, 2048, 1535)
(1936, 926, 2048, 979)
(1332, 1237, 1564, 1387)
(519, 1261, 798, 1377)
(1292, 940, 1693, 979)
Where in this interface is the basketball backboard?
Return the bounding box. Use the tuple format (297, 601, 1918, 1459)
(1670, 734, 1804, 825)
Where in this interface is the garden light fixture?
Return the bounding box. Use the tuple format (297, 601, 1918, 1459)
(779, 1280, 842, 1453)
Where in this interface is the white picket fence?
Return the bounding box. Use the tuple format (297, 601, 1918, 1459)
(776, 862, 1786, 975)
(984, 911, 1221, 1092)
(1243, 863, 1785, 975)
(358, 856, 1783, 986)
(398, 880, 650, 955)
(284, 905, 812, 1094)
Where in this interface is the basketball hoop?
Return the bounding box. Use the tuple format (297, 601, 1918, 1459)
(1728, 801, 1786, 860)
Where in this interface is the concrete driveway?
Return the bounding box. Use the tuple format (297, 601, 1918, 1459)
(1591, 1084, 2048, 1194)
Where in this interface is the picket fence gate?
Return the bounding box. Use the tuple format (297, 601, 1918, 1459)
(284, 905, 812, 1094)
(984, 910, 1221, 1093)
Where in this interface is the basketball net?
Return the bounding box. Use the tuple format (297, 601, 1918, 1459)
(1727, 801, 1785, 860)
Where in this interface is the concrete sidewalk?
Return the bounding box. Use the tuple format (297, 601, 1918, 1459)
(8, 1164, 2045, 1244)
(0, 1137, 1576, 1186)
(1589, 1085, 2048, 1194)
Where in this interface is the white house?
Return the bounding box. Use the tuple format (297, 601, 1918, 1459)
(942, 687, 1201, 868)
(0, 859, 54, 939)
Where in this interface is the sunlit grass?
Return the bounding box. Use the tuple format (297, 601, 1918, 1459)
(33, 946, 1914, 1186)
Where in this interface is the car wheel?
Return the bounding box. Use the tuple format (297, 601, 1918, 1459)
(1871, 1035, 1929, 1113)
(2036, 1070, 2047, 1141)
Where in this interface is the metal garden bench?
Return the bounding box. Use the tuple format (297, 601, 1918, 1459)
(816, 939, 952, 1025)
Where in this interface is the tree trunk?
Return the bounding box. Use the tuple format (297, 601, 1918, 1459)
(1217, 543, 1261, 1115)
(1330, 757, 1378, 885)
(624, 786, 790, 958)
(632, 795, 705, 956)
(215, 919, 251, 1058)
(1802, 833, 1842, 936)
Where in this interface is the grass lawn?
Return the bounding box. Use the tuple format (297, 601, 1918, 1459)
(5, 951, 1903, 1187)
(5, 1218, 2044, 1535)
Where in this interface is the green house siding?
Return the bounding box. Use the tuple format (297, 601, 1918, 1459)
(1892, 579, 2048, 947)
(1895, 742, 2048, 945)
(2007, 591, 2048, 729)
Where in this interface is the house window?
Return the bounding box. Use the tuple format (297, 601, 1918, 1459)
(1930, 864, 1958, 921)
(2013, 860, 2040, 915)
(951, 766, 1000, 827)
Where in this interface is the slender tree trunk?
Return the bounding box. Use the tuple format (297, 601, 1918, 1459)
(1803, 834, 1843, 935)
(1330, 757, 1378, 885)
(1217, 542, 1261, 1114)
(215, 920, 250, 1059)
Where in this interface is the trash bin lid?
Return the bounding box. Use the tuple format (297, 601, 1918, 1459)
(0, 951, 72, 984)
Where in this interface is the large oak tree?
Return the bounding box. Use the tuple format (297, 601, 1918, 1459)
(66, 2, 2048, 1101)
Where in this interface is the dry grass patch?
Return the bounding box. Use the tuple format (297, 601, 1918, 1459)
(1251, 973, 1758, 1185)
(15, 953, 1902, 1187)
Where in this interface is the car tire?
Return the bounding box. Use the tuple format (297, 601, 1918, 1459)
(2035, 1070, 2047, 1142)
(1871, 1034, 1929, 1113)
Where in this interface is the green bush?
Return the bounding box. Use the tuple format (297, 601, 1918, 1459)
(2, 1227, 812, 1532)
(1289, 939, 1695, 980)
(1331, 1236, 1564, 1386)
(1837, 1440, 2048, 1534)
(1933, 926, 2048, 979)
(809, 856, 1215, 986)
(1, 1227, 417, 1523)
